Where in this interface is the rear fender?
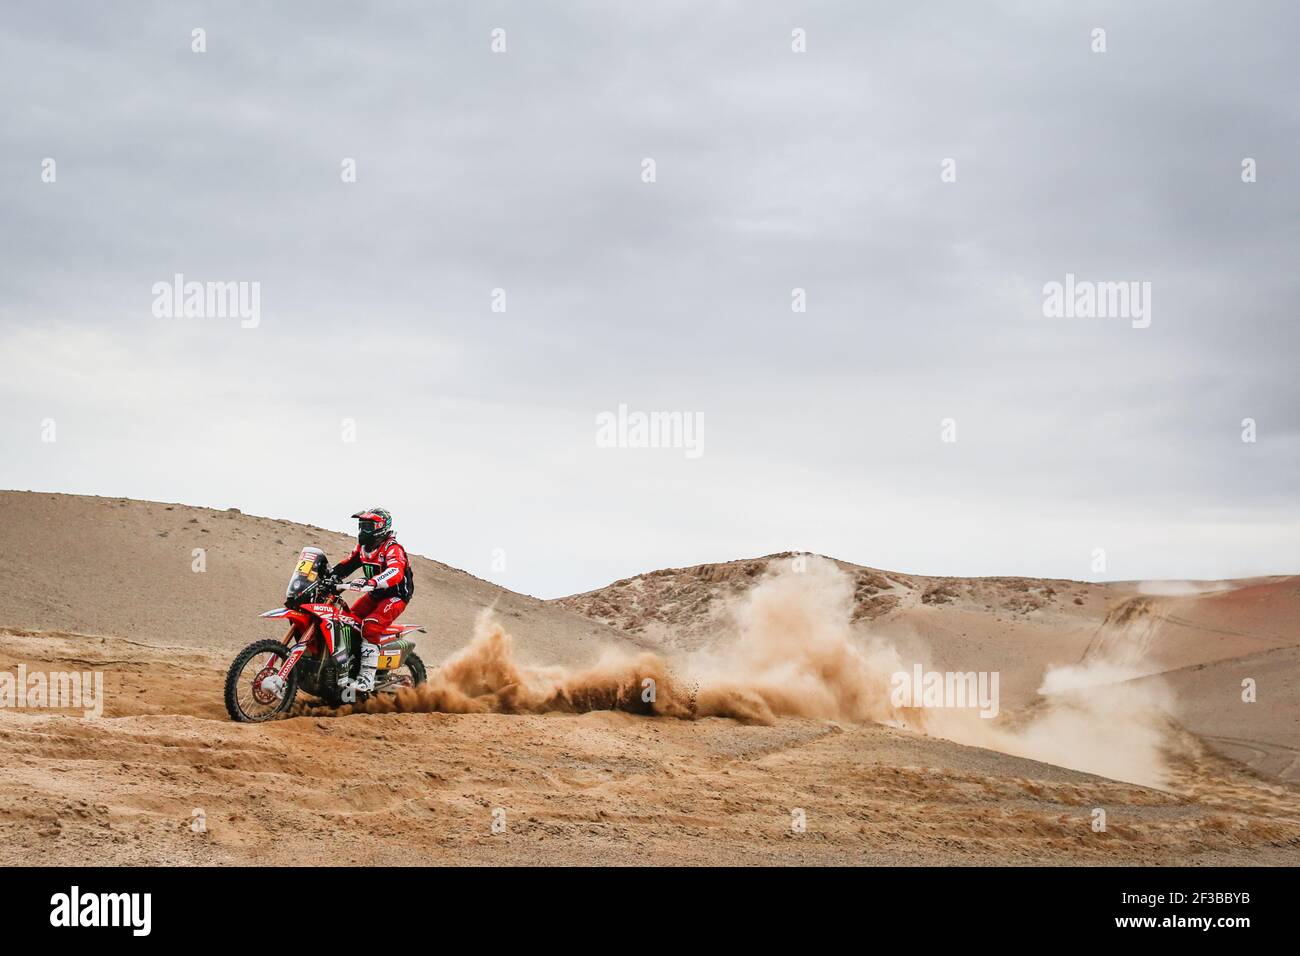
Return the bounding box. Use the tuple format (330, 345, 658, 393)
(373, 624, 425, 650)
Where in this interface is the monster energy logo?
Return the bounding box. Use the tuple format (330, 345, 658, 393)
(331, 621, 358, 663)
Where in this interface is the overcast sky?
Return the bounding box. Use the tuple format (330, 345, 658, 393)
(2, 1, 1297, 597)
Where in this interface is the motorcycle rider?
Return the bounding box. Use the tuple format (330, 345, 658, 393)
(329, 507, 414, 697)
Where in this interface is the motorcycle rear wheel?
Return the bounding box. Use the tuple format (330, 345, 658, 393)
(224, 639, 299, 722)
(362, 650, 428, 703)
(403, 650, 428, 686)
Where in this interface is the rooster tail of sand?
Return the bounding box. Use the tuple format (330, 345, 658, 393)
(368, 556, 1176, 787)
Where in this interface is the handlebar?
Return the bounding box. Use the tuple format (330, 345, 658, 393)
(322, 575, 374, 594)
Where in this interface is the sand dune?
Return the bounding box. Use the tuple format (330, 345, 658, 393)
(0, 491, 647, 666)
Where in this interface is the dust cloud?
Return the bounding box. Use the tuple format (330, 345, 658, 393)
(359, 557, 1176, 787)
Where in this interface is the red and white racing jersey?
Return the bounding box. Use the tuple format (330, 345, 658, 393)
(334, 536, 413, 600)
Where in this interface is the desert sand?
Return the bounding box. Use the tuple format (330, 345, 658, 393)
(0, 491, 1296, 865)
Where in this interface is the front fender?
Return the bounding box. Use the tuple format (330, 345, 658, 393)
(259, 608, 313, 629)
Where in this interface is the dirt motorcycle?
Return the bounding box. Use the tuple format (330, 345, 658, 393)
(224, 547, 427, 722)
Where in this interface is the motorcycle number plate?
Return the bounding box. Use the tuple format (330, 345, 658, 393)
(376, 654, 401, 670)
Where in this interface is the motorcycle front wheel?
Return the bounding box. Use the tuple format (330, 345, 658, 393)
(224, 639, 299, 722)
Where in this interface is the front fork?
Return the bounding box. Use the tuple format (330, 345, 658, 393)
(274, 621, 317, 681)
(277, 621, 339, 686)
(275, 643, 307, 681)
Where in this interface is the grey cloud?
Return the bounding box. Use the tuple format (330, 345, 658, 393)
(1, 0, 1297, 595)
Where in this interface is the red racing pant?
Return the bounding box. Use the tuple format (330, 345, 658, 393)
(350, 594, 407, 643)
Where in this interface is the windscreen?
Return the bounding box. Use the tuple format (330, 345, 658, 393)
(286, 548, 327, 602)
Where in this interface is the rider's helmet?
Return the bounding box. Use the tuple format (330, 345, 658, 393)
(352, 507, 393, 550)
